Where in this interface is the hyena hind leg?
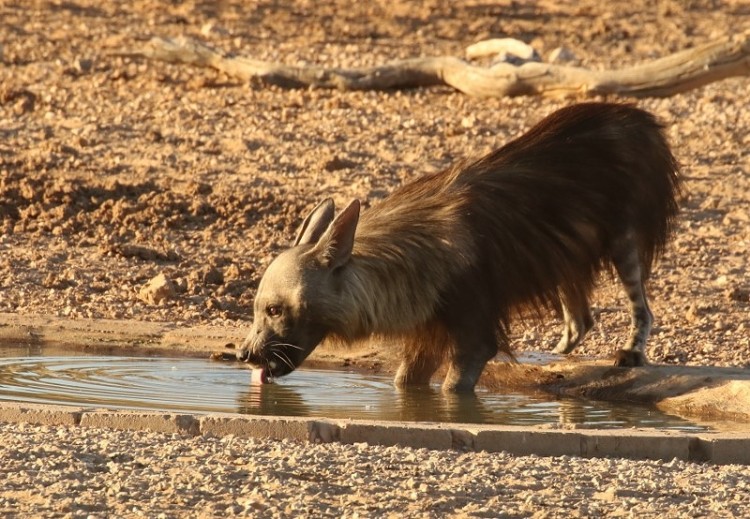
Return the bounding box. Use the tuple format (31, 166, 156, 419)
(612, 236, 654, 367)
(553, 290, 594, 355)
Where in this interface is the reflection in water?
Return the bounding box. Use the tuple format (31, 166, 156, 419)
(395, 389, 489, 424)
(0, 349, 706, 430)
(237, 382, 492, 424)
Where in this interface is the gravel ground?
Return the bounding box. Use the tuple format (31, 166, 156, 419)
(1, 0, 749, 367)
(1, 421, 749, 518)
(2, 0, 750, 515)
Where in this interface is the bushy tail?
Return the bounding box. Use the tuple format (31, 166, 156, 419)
(633, 111, 682, 275)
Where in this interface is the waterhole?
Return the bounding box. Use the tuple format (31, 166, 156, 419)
(0, 346, 705, 430)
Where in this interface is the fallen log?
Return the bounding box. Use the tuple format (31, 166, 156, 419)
(136, 31, 750, 98)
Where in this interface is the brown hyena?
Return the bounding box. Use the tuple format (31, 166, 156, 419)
(239, 102, 681, 392)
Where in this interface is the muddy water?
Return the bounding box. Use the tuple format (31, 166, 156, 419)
(0, 346, 705, 430)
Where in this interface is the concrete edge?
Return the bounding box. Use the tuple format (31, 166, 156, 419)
(1, 402, 748, 465)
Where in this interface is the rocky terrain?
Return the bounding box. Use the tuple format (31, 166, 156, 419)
(1, 421, 749, 518)
(1, 0, 749, 516)
(2, 0, 749, 368)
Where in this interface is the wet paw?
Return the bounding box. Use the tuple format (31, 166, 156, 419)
(613, 349, 646, 367)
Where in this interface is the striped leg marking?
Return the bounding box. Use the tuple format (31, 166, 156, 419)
(612, 242, 653, 367)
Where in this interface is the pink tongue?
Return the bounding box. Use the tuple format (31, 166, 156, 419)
(250, 368, 269, 385)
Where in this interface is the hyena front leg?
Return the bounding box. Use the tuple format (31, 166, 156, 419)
(442, 321, 500, 393)
(394, 346, 443, 387)
(553, 289, 594, 355)
(612, 235, 653, 367)
(393, 323, 448, 388)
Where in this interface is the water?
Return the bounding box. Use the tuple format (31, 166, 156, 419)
(0, 346, 706, 430)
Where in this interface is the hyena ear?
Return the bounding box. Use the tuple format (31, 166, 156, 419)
(294, 198, 336, 246)
(315, 199, 360, 270)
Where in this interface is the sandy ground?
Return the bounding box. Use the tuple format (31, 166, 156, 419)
(2, 0, 749, 368)
(1, 0, 750, 516)
(0, 424, 750, 518)
(1, 421, 749, 518)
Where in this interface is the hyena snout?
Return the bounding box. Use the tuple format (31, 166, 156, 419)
(237, 326, 272, 364)
(236, 332, 262, 363)
(237, 326, 304, 378)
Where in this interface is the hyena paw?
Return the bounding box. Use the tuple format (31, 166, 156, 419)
(552, 338, 576, 355)
(613, 349, 647, 367)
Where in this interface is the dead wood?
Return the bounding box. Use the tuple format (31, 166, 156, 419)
(137, 31, 750, 98)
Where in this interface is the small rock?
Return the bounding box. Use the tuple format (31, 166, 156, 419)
(205, 297, 222, 311)
(2, 89, 37, 115)
(110, 243, 179, 262)
(223, 264, 242, 282)
(723, 209, 749, 223)
(460, 116, 476, 128)
(323, 155, 357, 172)
(74, 58, 93, 74)
(42, 273, 74, 290)
(204, 266, 224, 285)
(548, 46, 579, 64)
(466, 38, 540, 62)
(186, 181, 212, 196)
(188, 266, 224, 288)
(138, 273, 176, 305)
(593, 486, 619, 502)
(173, 277, 189, 294)
(491, 52, 534, 66)
(727, 286, 750, 303)
(201, 22, 230, 37)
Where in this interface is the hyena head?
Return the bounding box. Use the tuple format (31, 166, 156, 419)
(239, 198, 361, 378)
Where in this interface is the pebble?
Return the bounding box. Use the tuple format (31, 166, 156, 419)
(548, 46, 579, 64)
(138, 273, 176, 305)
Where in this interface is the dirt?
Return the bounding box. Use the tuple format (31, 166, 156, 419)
(1, 0, 750, 515)
(1, 421, 747, 518)
(2, 0, 749, 369)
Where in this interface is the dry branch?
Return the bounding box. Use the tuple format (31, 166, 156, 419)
(138, 31, 750, 98)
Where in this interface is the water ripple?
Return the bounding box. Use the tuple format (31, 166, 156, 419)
(0, 352, 705, 430)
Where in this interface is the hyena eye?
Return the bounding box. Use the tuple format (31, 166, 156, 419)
(266, 304, 283, 318)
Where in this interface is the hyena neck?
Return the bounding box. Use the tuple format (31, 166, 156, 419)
(330, 215, 472, 342)
(321, 165, 476, 342)
(331, 254, 441, 341)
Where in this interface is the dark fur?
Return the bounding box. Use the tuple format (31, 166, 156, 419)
(240, 102, 681, 392)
